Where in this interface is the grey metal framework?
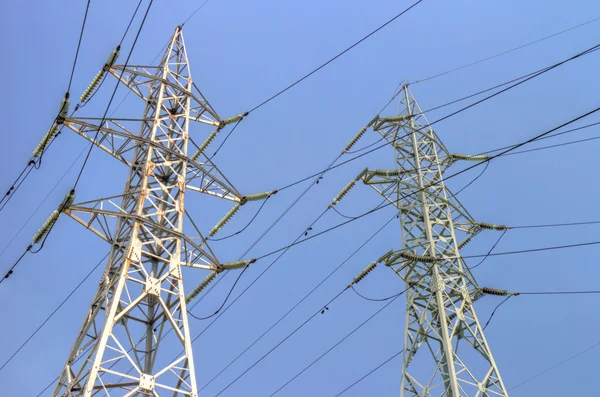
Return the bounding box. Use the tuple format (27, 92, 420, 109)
(52, 27, 256, 396)
(354, 86, 508, 396)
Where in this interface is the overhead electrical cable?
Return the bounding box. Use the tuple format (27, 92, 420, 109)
(198, 213, 398, 392)
(0, 253, 108, 372)
(216, 264, 440, 396)
(275, 43, 600, 194)
(411, 15, 600, 84)
(252, 106, 600, 262)
(72, 0, 154, 189)
(334, 349, 404, 396)
(0, 0, 155, 284)
(0, 0, 92, 213)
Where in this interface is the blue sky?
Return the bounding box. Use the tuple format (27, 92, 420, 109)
(1, 0, 599, 396)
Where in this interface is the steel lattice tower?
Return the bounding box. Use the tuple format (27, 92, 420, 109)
(52, 27, 257, 396)
(346, 85, 508, 396)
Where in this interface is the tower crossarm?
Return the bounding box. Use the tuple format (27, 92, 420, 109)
(62, 117, 243, 202)
(64, 200, 220, 267)
(108, 65, 221, 127)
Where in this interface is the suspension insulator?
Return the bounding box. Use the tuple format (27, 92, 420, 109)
(479, 222, 508, 231)
(241, 191, 272, 204)
(190, 131, 217, 161)
(58, 93, 70, 119)
(209, 204, 241, 236)
(332, 179, 356, 205)
(32, 190, 75, 244)
(451, 153, 491, 162)
(373, 169, 405, 177)
(457, 235, 473, 250)
(186, 272, 217, 303)
(351, 262, 377, 285)
(32, 124, 59, 157)
(221, 258, 256, 270)
(400, 251, 438, 263)
(220, 112, 248, 128)
(32, 210, 59, 244)
(343, 127, 367, 152)
(380, 114, 412, 123)
(80, 46, 120, 103)
(481, 287, 510, 296)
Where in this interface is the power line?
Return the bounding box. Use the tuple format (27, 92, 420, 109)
(334, 349, 404, 396)
(72, 0, 154, 189)
(247, 0, 425, 114)
(198, 213, 398, 392)
(67, 0, 91, 92)
(213, 288, 350, 396)
(274, 43, 600, 194)
(187, 267, 248, 320)
(462, 239, 600, 259)
(267, 295, 403, 396)
(253, 106, 600, 262)
(219, 264, 437, 396)
(508, 341, 600, 391)
(470, 229, 507, 270)
(412, 15, 600, 84)
(0, 253, 107, 373)
(0, 1, 155, 285)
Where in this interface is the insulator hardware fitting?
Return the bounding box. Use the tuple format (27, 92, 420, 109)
(186, 272, 217, 303)
(209, 204, 241, 236)
(479, 222, 508, 231)
(451, 153, 491, 162)
(350, 262, 377, 287)
(80, 46, 120, 103)
(343, 127, 367, 152)
(400, 251, 439, 263)
(191, 131, 217, 161)
(32, 190, 75, 244)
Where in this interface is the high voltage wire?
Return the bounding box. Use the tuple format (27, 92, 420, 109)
(266, 286, 600, 396)
(199, 162, 507, 390)
(214, 264, 443, 396)
(273, 43, 600, 194)
(0, 0, 91, 214)
(247, 0, 425, 114)
(251, 106, 600, 262)
(72, 0, 154, 188)
(184, 102, 600, 384)
(0, 253, 108, 373)
(333, 339, 600, 396)
(0, 1, 155, 284)
(334, 349, 404, 396)
(198, 213, 399, 392)
(411, 15, 600, 84)
(16, 4, 597, 395)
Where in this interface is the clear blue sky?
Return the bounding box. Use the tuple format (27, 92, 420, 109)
(1, 0, 599, 396)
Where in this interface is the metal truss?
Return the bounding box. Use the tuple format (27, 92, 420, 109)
(358, 86, 508, 396)
(53, 27, 250, 397)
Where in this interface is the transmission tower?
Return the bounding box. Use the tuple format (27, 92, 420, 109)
(337, 85, 508, 396)
(51, 26, 264, 396)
